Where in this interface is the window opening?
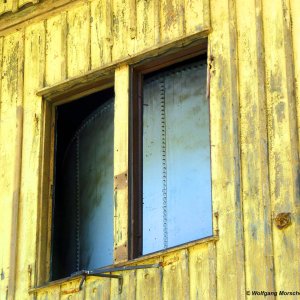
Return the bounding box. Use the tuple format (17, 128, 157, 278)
(131, 54, 213, 256)
(52, 88, 114, 280)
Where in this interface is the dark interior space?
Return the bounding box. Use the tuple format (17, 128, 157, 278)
(52, 87, 114, 280)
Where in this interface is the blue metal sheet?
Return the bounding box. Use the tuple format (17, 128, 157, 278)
(62, 99, 114, 270)
(142, 61, 212, 254)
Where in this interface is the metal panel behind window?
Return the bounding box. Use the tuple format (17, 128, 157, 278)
(61, 99, 114, 271)
(143, 60, 212, 254)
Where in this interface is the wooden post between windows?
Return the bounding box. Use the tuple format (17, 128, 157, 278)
(114, 65, 130, 263)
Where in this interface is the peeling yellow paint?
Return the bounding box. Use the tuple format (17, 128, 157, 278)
(0, 0, 299, 299)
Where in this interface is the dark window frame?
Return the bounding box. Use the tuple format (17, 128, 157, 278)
(37, 75, 115, 283)
(129, 41, 208, 259)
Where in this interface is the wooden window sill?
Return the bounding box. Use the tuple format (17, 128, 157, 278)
(29, 235, 218, 294)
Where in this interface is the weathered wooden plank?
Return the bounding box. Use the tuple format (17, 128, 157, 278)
(112, 0, 133, 60)
(36, 99, 53, 285)
(0, 0, 74, 34)
(263, 0, 300, 296)
(90, 0, 112, 69)
(110, 270, 136, 300)
(291, 1, 300, 152)
(136, 259, 162, 300)
(162, 250, 189, 300)
(135, 0, 158, 53)
(209, 0, 245, 299)
(0, 31, 24, 300)
(84, 277, 111, 300)
(60, 280, 84, 300)
(36, 285, 61, 300)
(189, 243, 216, 300)
(0, 37, 3, 121)
(47, 286, 62, 300)
(113, 64, 129, 263)
(160, 0, 184, 43)
(45, 13, 67, 85)
(14, 22, 45, 300)
(0, 0, 14, 16)
(18, 0, 39, 9)
(184, 0, 205, 34)
(67, 3, 90, 78)
(290, 5, 300, 287)
(236, 0, 275, 296)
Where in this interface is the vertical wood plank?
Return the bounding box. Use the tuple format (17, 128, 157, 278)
(67, 3, 90, 78)
(135, 0, 158, 53)
(236, 0, 275, 296)
(160, 0, 184, 43)
(290, 5, 300, 288)
(36, 99, 53, 285)
(263, 0, 300, 296)
(0, 31, 24, 300)
(110, 270, 136, 300)
(114, 64, 129, 263)
(60, 280, 84, 300)
(112, 0, 133, 60)
(0, 37, 3, 120)
(90, 0, 113, 69)
(162, 250, 189, 300)
(45, 13, 67, 86)
(184, 0, 205, 35)
(189, 243, 216, 300)
(39, 286, 61, 300)
(85, 278, 111, 300)
(136, 259, 162, 300)
(209, 0, 246, 299)
(14, 21, 45, 300)
(291, 1, 300, 163)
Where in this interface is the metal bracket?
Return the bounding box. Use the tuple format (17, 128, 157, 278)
(76, 270, 123, 294)
(72, 263, 162, 294)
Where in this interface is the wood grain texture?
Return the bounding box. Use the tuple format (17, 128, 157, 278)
(45, 13, 67, 85)
(236, 0, 275, 296)
(0, 0, 39, 15)
(0, 31, 24, 300)
(110, 270, 136, 300)
(112, 0, 132, 60)
(18, 0, 39, 9)
(85, 277, 111, 300)
(263, 0, 300, 296)
(209, 0, 245, 298)
(90, 0, 112, 69)
(135, 0, 158, 53)
(0, 0, 14, 15)
(160, 0, 185, 43)
(136, 259, 162, 300)
(1, 0, 300, 299)
(14, 21, 45, 300)
(162, 250, 189, 300)
(114, 64, 129, 263)
(60, 280, 84, 300)
(184, 0, 205, 35)
(67, 3, 90, 78)
(289, 3, 300, 291)
(291, 0, 300, 139)
(189, 243, 216, 300)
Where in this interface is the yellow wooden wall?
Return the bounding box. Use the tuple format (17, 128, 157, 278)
(0, 0, 299, 299)
(0, 0, 39, 16)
